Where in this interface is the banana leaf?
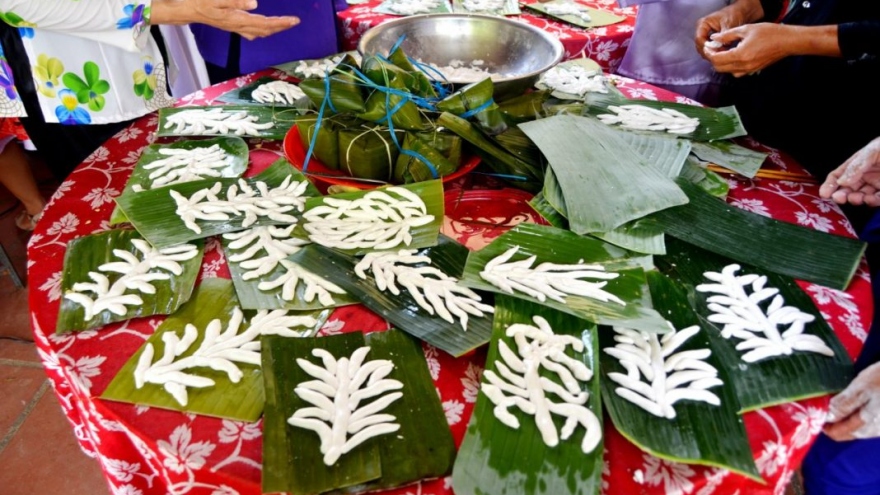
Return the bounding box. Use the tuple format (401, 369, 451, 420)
(415, 127, 462, 166)
(599, 271, 761, 480)
(541, 166, 568, 218)
(387, 47, 437, 98)
(520, 114, 688, 234)
(56, 229, 203, 333)
(288, 236, 495, 357)
(583, 92, 747, 142)
(451, 0, 521, 15)
(358, 70, 428, 131)
(524, 1, 626, 28)
(157, 105, 300, 139)
(262, 329, 455, 495)
(459, 223, 671, 334)
(437, 111, 543, 190)
(436, 78, 508, 135)
(299, 70, 367, 114)
(528, 191, 569, 230)
(215, 76, 310, 108)
(374, 0, 453, 15)
(101, 278, 327, 420)
(394, 132, 458, 183)
(301, 179, 444, 255)
(453, 295, 604, 495)
(222, 233, 359, 311)
(273, 51, 360, 80)
(110, 136, 250, 225)
(690, 140, 768, 178)
(338, 125, 406, 181)
(654, 178, 866, 290)
(492, 126, 544, 167)
(117, 159, 317, 249)
(295, 114, 345, 170)
(497, 89, 552, 123)
(361, 55, 421, 97)
(679, 156, 730, 198)
(655, 237, 854, 411)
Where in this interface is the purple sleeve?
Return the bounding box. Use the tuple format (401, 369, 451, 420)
(616, 0, 667, 7)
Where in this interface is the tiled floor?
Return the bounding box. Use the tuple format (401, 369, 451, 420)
(0, 153, 110, 494)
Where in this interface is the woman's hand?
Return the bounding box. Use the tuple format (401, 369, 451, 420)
(152, 0, 300, 40)
(820, 137, 880, 207)
(695, 0, 765, 58)
(824, 362, 880, 441)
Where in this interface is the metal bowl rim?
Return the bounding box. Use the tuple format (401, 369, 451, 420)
(356, 13, 565, 82)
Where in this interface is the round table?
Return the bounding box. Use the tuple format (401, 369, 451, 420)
(27, 69, 872, 495)
(337, 0, 637, 70)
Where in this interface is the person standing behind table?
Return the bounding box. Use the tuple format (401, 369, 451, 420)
(694, 0, 880, 193)
(189, 0, 348, 85)
(0, 0, 300, 181)
(615, 0, 731, 107)
(805, 137, 880, 495)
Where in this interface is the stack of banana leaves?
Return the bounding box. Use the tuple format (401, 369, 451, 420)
(50, 47, 871, 495)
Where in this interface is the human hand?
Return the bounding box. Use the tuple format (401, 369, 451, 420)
(824, 361, 880, 441)
(153, 0, 300, 40)
(819, 137, 880, 207)
(695, 0, 764, 59)
(703, 23, 791, 77)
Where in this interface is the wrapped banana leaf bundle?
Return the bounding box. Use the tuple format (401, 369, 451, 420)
(338, 125, 406, 181)
(393, 132, 459, 183)
(387, 46, 438, 98)
(358, 56, 429, 131)
(294, 114, 347, 170)
(497, 89, 551, 123)
(436, 78, 508, 135)
(298, 54, 366, 114)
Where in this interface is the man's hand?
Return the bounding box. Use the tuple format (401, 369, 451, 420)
(695, 0, 765, 59)
(152, 0, 300, 40)
(820, 137, 880, 207)
(824, 362, 880, 441)
(704, 23, 790, 77)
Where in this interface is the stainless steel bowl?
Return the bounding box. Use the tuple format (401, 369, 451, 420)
(357, 13, 564, 100)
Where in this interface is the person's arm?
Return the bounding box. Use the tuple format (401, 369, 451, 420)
(705, 23, 840, 76)
(820, 137, 880, 207)
(150, 0, 299, 41)
(695, 0, 767, 56)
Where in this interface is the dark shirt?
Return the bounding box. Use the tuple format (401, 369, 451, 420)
(731, 1, 880, 180)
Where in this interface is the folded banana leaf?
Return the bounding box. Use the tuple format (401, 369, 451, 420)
(299, 68, 367, 114)
(300, 179, 444, 255)
(600, 271, 760, 480)
(222, 231, 359, 311)
(157, 105, 299, 139)
(584, 92, 747, 142)
(288, 236, 495, 357)
(56, 228, 203, 333)
(110, 136, 250, 225)
(654, 178, 866, 290)
(437, 111, 543, 191)
(338, 126, 405, 181)
(528, 191, 569, 230)
(387, 46, 438, 98)
(361, 55, 422, 98)
(454, 295, 603, 495)
(358, 68, 428, 131)
(394, 132, 458, 183)
(373, 0, 453, 15)
(459, 223, 671, 333)
(520, 114, 688, 234)
(295, 114, 345, 170)
(492, 126, 544, 167)
(525, 1, 626, 29)
(117, 159, 318, 248)
(436, 78, 508, 135)
(101, 278, 327, 420)
(497, 89, 551, 123)
(656, 237, 854, 411)
(415, 127, 462, 166)
(680, 156, 730, 198)
(262, 329, 456, 495)
(690, 140, 768, 178)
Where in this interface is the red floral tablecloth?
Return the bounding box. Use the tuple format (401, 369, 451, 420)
(337, 0, 637, 70)
(27, 70, 873, 495)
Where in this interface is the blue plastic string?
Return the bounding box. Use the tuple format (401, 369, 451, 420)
(459, 99, 495, 119)
(471, 171, 530, 181)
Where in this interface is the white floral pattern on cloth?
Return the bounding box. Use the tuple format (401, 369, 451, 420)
(25, 71, 871, 495)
